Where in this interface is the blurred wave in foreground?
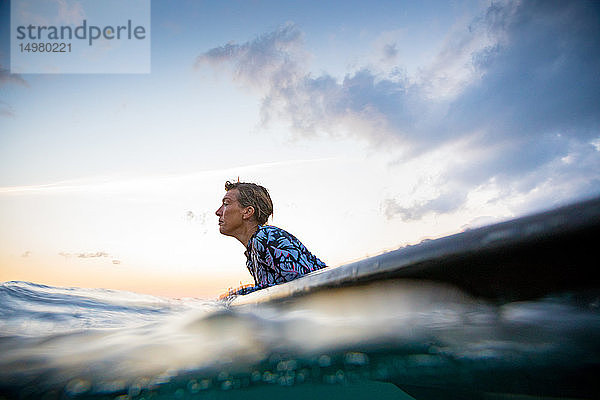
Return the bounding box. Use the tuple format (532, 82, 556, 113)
(1, 280, 599, 400)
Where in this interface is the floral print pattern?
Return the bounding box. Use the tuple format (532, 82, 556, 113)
(244, 225, 327, 290)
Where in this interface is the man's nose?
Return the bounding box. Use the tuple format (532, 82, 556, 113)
(215, 206, 222, 216)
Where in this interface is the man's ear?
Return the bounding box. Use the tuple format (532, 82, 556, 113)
(243, 206, 255, 220)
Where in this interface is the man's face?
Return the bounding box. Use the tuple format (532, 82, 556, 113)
(215, 189, 245, 236)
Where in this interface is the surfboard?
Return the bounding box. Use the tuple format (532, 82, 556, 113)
(230, 196, 600, 306)
(226, 197, 600, 399)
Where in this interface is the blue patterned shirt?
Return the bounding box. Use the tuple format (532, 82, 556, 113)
(239, 225, 327, 294)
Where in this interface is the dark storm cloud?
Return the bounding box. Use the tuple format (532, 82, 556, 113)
(450, 0, 600, 142)
(197, 0, 600, 220)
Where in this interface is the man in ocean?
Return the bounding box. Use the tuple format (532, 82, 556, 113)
(216, 180, 327, 297)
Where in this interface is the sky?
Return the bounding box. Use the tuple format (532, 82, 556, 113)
(1, 0, 599, 298)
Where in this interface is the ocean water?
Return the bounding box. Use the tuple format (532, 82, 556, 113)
(1, 280, 599, 400)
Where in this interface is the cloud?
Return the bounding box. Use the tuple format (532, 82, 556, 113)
(197, 1, 600, 220)
(448, 1, 600, 142)
(381, 43, 399, 63)
(55, 0, 86, 25)
(0, 66, 28, 118)
(59, 251, 111, 259)
(58, 251, 123, 266)
(195, 24, 418, 145)
(0, 67, 27, 86)
(0, 159, 333, 196)
(58, 251, 122, 265)
(383, 190, 468, 221)
(195, 22, 305, 91)
(0, 101, 15, 118)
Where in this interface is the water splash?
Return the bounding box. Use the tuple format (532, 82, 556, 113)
(0, 280, 598, 399)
